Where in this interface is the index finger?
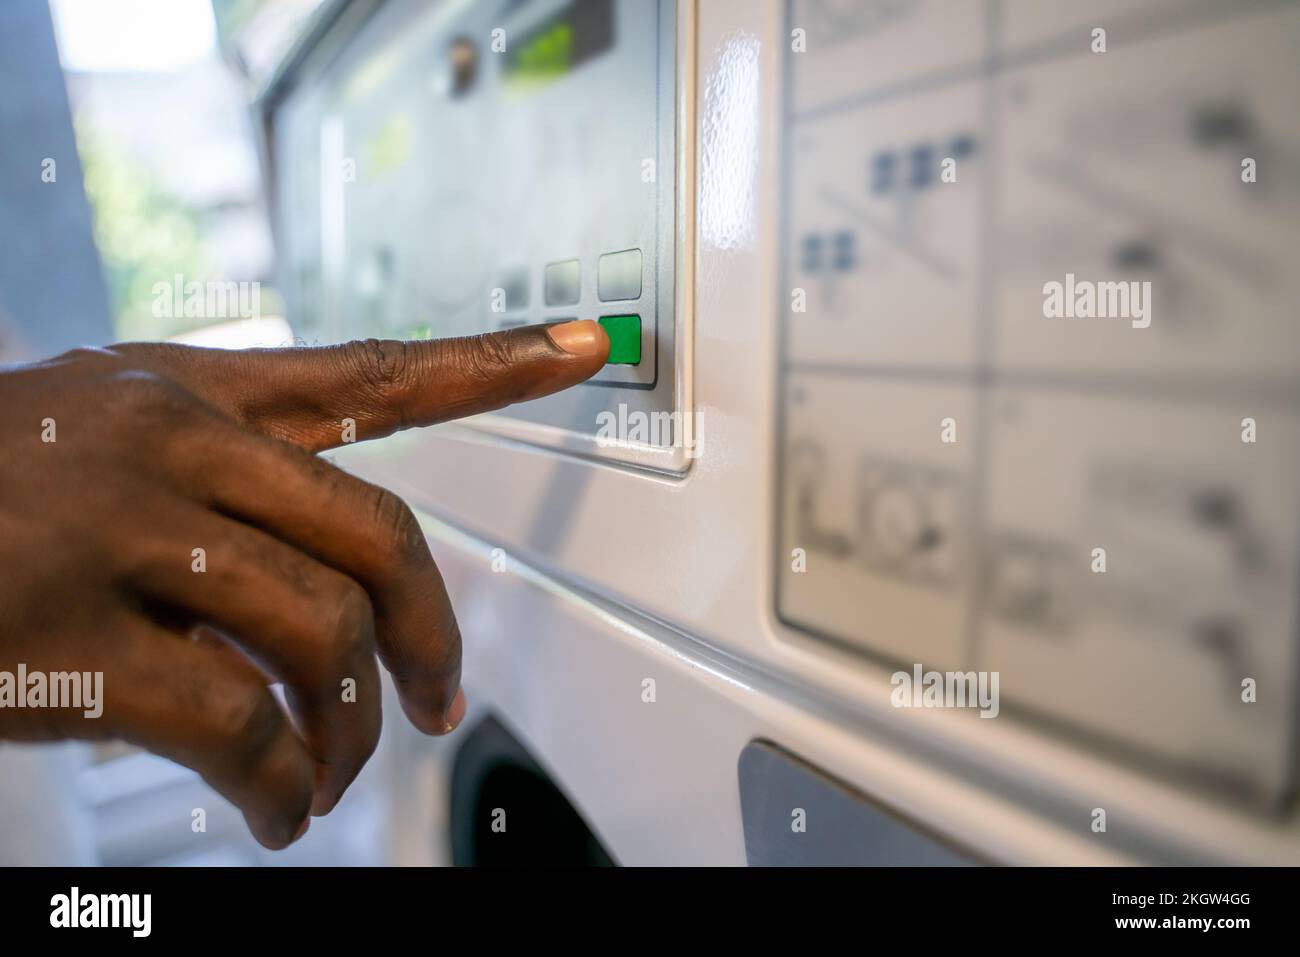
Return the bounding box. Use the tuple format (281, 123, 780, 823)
(116, 320, 609, 451)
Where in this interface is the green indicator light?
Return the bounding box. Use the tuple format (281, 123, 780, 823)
(598, 314, 641, 365)
(509, 22, 574, 85)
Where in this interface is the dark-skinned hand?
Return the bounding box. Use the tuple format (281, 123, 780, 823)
(0, 320, 608, 848)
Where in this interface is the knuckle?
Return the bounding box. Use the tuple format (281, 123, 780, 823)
(368, 485, 427, 567)
(104, 369, 194, 419)
(457, 333, 515, 384)
(346, 338, 410, 394)
(324, 581, 375, 669)
(52, 345, 123, 368)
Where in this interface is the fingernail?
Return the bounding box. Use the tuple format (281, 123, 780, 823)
(442, 687, 468, 733)
(546, 320, 606, 356)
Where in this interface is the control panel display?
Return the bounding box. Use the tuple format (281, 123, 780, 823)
(503, 0, 616, 86)
(268, 0, 685, 470)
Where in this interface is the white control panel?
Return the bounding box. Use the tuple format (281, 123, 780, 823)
(266, 0, 692, 472)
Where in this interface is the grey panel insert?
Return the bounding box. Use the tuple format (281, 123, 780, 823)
(738, 740, 977, 866)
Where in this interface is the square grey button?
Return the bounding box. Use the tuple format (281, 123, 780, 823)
(498, 266, 529, 311)
(544, 259, 581, 306)
(598, 248, 643, 302)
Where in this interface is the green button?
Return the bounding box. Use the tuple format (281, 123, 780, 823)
(599, 314, 641, 365)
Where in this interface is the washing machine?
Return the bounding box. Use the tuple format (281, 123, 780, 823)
(258, 0, 1300, 865)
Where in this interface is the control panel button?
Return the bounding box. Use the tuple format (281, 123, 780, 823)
(498, 266, 529, 311)
(597, 248, 643, 301)
(598, 314, 641, 365)
(544, 259, 581, 306)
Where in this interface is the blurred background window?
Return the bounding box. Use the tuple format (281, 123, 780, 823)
(5, 0, 387, 867)
(49, 0, 322, 346)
